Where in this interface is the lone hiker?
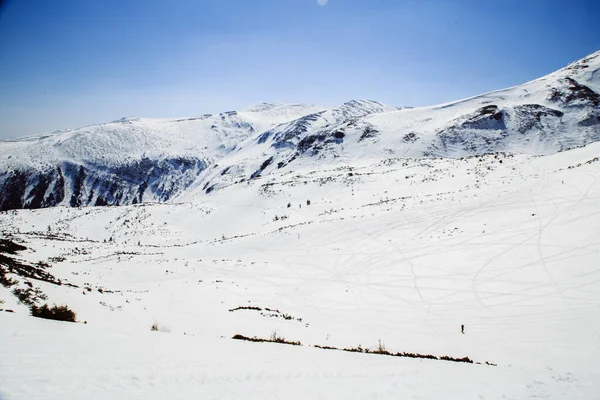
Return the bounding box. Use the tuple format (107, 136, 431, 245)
(461, 324, 465, 334)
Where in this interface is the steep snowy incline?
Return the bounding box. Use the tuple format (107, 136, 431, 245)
(190, 51, 600, 196)
(192, 99, 401, 193)
(363, 49, 600, 158)
(0, 103, 325, 210)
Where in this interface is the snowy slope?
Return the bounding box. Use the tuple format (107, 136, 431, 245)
(1, 139, 600, 398)
(192, 51, 600, 195)
(1, 103, 326, 169)
(2, 311, 593, 400)
(0, 103, 325, 210)
(364, 50, 600, 158)
(194, 99, 401, 193)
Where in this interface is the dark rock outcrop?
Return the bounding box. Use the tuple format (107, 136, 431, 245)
(0, 157, 206, 211)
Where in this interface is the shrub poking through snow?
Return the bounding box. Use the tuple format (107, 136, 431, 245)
(313, 342, 476, 364)
(232, 333, 301, 346)
(440, 355, 473, 363)
(374, 339, 388, 355)
(0, 269, 17, 287)
(228, 305, 304, 322)
(229, 306, 262, 312)
(13, 286, 48, 306)
(151, 323, 170, 332)
(30, 304, 77, 322)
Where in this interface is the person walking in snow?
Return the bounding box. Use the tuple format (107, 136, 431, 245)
(461, 324, 465, 334)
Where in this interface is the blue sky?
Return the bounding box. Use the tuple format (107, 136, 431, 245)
(0, 0, 599, 139)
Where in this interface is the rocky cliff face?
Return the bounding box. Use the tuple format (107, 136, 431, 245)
(0, 157, 206, 211)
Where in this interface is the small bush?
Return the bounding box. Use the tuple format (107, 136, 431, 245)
(373, 339, 389, 355)
(229, 306, 262, 312)
(0, 272, 17, 287)
(440, 355, 473, 363)
(343, 345, 364, 353)
(13, 287, 47, 306)
(151, 323, 170, 332)
(270, 330, 279, 342)
(0, 264, 16, 287)
(30, 304, 77, 322)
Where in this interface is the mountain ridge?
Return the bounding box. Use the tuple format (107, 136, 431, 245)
(0, 50, 598, 211)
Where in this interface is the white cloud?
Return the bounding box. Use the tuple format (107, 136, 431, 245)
(317, 0, 328, 6)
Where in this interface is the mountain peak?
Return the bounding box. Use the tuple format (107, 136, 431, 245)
(110, 116, 141, 124)
(243, 102, 281, 112)
(243, 102, 322, 113)
(342, 99, 383, 107)
(555, 49, 600, 79)
(335, 99, 398, 117)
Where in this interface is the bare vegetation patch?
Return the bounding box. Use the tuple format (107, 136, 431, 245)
(314, 340, 478, 365)
(228, 305, 304, 322)
(12, 286, 47, 306)
(30, 304, 77, 322)
(232, 332, 302, 346)
(0, 238, 77, 288)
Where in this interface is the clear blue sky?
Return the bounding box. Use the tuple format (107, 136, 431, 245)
(0, 0, 598, 139)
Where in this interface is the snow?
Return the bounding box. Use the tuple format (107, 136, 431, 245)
(0, 103, 326, 169)
(1, 50, 600, 399)
(1, 312, 591, 400)
(2, 138, 600, 398)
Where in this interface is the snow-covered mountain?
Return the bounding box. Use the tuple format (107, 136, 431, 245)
(1, 51, 599, 210)
(0, 103, 325, 210)
(195, 51, 600, 194)
(365, 50, 600, 158)
(195, 99, 402, 193)
(2, 51, 600, 400)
